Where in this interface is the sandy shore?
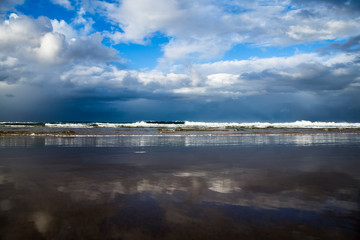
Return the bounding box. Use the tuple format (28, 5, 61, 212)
(1, 135, 359, 239)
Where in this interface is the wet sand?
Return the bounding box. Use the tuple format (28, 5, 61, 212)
(0, 135, 359, 239)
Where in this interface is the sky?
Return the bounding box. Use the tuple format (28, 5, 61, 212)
(0, 0, 360, 122)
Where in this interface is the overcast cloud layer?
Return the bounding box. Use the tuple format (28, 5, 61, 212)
(0, 0, 360, 122)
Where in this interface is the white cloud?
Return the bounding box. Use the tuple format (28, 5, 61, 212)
(0, 14, 118, 67)
(88, 0, 360, 63)
(0, 14, 52, 50)
(194, 53, 322, 76)
(99, 0, 181, 44)
(60, 65, 107, 86)
(159, 37, 236, 64)
(286, 18, 360, 42)
(50, 0, 73, 10)
(73, 8, 95, 36)
(54, 50, 359, 101)
(0, 56, 18, 67)
(51, 19, 78, 40)
(51, 9, 95, 40)
(206, 73, 240, 87)
(36, 32, 65, 64)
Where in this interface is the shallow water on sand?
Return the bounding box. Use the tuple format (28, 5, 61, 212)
(0, 134, 359, 239)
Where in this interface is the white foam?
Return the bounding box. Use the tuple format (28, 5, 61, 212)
(183, 120, 360, 129)
(44, 123, 93, 128)
(93, 120, 360, 129)
(118, 121, 184, 128)
(0, 122, 41, 127)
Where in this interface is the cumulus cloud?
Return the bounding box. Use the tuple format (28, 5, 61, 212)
(0, 14, 52, 54)
(0, 13, 119, 83)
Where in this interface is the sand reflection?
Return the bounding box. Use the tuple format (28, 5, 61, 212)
(1, 133, 360, 147)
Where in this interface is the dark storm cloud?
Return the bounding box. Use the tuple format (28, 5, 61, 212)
(44, 56, 360, 122)
(293, 63, 357, 91)
(3, 48, 359, 122)
(240, 60, 358, 93)
(321, 35, 360, 54)
(294, 9, 318, 18)
(292, 0, 360, 11)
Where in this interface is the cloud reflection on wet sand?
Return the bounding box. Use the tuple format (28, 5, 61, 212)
(0, 137, 359, 239)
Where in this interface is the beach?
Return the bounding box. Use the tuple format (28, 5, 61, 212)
(1, 123, 360, 239)
(2, 0, 360, 238)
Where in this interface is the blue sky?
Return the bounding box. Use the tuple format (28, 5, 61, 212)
(0, 0, 360, 122)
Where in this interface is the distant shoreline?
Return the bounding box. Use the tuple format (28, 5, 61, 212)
(1, 129, 360, 137)
(2, 120, 360, 137)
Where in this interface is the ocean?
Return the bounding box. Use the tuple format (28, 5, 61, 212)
(1, 121, 359, 239)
